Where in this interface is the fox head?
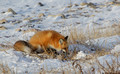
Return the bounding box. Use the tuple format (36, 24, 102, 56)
(59, 36, 68, 53)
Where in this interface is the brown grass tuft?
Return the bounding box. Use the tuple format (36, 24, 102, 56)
(96, 55, 120, 74)
(68, 24, 120, 59)
(69, 24, 120, 45)
(0, 63, 15, 74)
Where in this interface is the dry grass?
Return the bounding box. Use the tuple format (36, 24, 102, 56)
(0, 63, 15, 74)
(1, 55, 120, 74)
(1, 56, 120, 74)
(68, 24, 120, 56)
(66, 23, 120, 73)
(72, 54, 120, 74)
(69, 24, 120, 44)
(91, 49, 110, 59)
(96, 55, 120, 74)
(68, 28, 87, 45)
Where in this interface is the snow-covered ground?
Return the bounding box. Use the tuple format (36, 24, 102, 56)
(0, 0, 120, 73)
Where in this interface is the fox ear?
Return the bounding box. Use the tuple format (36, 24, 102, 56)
(64, 36, 68, 40)
(59, 39, 63, 44)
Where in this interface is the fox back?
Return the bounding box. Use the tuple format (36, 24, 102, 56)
(29, 30, 68, 53)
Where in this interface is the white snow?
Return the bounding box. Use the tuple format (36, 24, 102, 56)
(111, 44, 120, 53)
(0, 0, 120, 73)
(72, 51, 87, 59)
(87, 35, 120, 50)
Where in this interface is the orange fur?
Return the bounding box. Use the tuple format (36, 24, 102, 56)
(14, 30, 68, 54)
(29, 30, 68, 53)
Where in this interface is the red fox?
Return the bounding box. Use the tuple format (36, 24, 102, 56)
(14, 30, 68, 55)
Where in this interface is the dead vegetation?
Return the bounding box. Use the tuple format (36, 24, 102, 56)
(97, 59, 120, 74)
(72, 53, 120, 74)
(1, 54, 120, 74)
(69, 24, 120, 44)
(0, 23, 120, 73)
(0, 63, 15, 74)
(67, 23, 120, 74)
(68, 24, 120, 54)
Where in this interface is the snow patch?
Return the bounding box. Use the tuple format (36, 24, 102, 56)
(111, 44, 120, 54)
(87, 35, 120, 50)
(73, 51, 87, 59)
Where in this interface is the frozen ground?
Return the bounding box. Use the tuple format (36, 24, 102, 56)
(0, 0, 120, 73)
